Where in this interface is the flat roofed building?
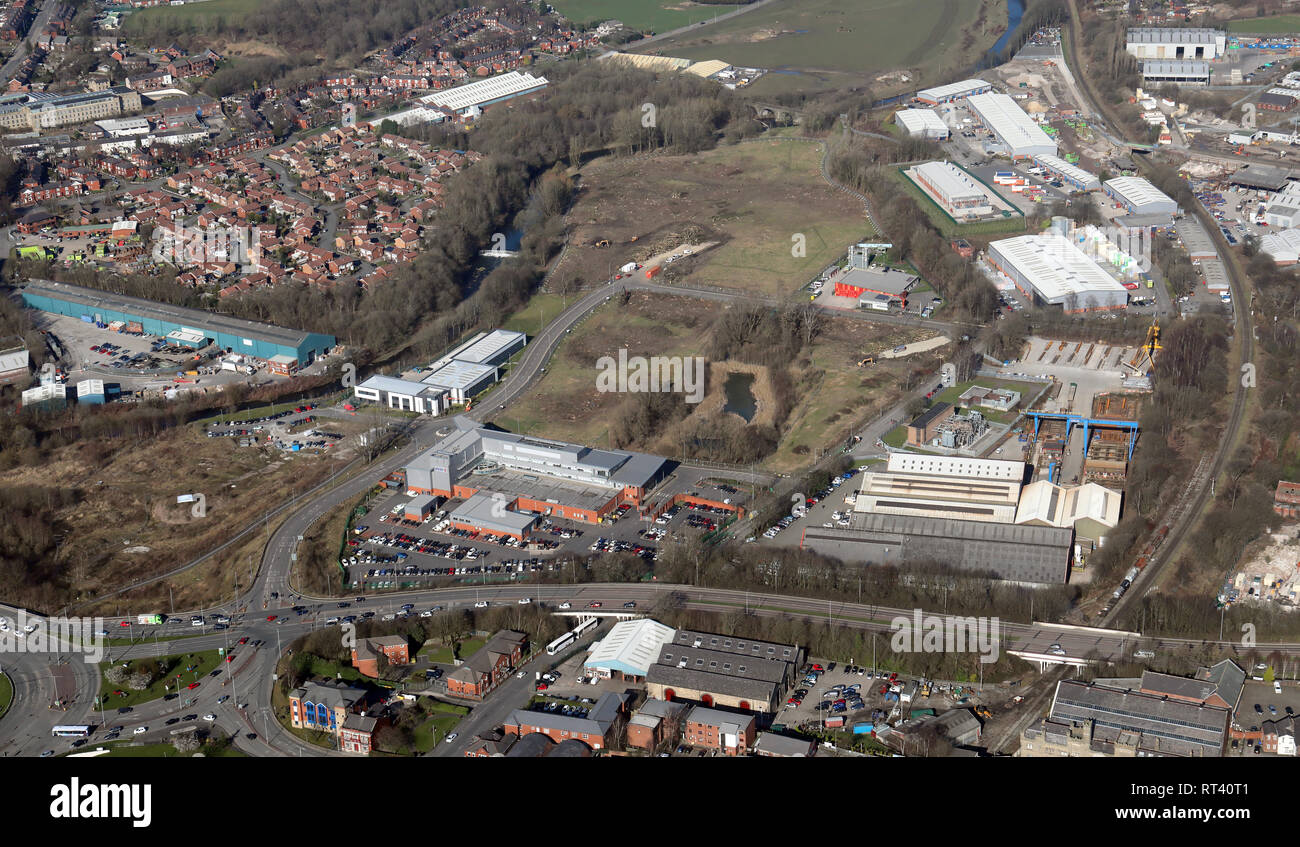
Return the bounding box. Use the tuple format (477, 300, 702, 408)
(1173, 218, 1217, 260)
(915, 78, 991, 105)
(895, 108, 949, 139)
(584, 618, 676, 681)
(911, 161, 993, 218)
(1032, 153, 1100, 191)
(1125, 27, 1226, 60)
(754, 732, 817, 757)
(957, 385, 1021, 411)
(800, 514, 1073, 584)
(1141, 59, 1210, 86)
(21, 279, 334, 363)
(449, 491, 537, 539)
(354, 374, 447, 415)
(886, 452, 1027, 480)
(987, 234, 1129, 313)
(419, 71, 548, 115)
(966, 92, 1056, 159)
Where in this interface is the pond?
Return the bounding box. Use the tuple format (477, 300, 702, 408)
(722, 372, 757, 422)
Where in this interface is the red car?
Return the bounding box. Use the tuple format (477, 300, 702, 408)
(811, 663, 824, 672)
(187, 682, 200, 690)
(266, 615, 277, 622)
(879, 684, 888, 695)
(226, 655, 235, 663)
(587, 602, 603, 608)
(535, 683, 549, 691)
(238, 637, 249, 645)
(119, 620, 131, 627)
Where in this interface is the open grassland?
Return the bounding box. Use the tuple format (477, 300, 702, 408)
(495, 292, 935, 472)
(633, 0, 1005, 88)
(1226, 15, 1300, 33)
(552, 0, 741, 32)
(556, 139, 865, 297)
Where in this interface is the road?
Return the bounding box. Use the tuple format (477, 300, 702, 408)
(0, 0, 53, 82)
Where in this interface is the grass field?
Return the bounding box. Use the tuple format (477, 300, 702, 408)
(551, 0, 741, 32)
(555, 138, 865, 298)
(634, 0, 1006, 85)
(498, 291, 936, 472)
(1227, 15, 1300, 33)
(0, 672, 11, 721)
(99, 649, 225, 709)
(126, 0, 261, 22)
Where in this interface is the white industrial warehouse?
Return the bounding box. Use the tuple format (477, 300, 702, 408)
(584, 619, 677, 682)
(966, 92, 1057, 159)
(1102, 176, 1178, 218)
(1258, 227, 1300, 265)
(1031, 153, 1100, 191)
(987, 233, 1130, 312)
(909, 161, 994, 219)
(915, 78, 991, 105)
(894, 108, 950, 139)
(1125, 27, 1226, 61)
(418, 71, 549, 115)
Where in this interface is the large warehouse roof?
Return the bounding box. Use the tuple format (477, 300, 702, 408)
(1126, 27, 1224, 45)
(450, 491, 536, 535)
(22, 278, 332, 350)
(886, 453, 1026, 480)
(855, 469, 1023, 523)
(895, 108, 948, 137)
(1103, 176, 1176, 213)
(1033, 153, 1100, 189)
(967, 92, 1056, 157)
(420, 359, 496, 391)
(419, 71, 548, 112)
(585, 619, 676, 678)
(451, 328, 525, 365)
(914, 160, 985, 202)
(916, 78, 989, 102)
(1014, 480, 1121, 531)
(988, 234, 1128, 302)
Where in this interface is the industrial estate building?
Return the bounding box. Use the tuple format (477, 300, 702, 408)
(1140, 59, 1211, 87)
(21, 279, 335, 366)
(404, 417, 670, 536)
(798, 452, 1124, 584)
(986, 232, 1131, 313)
(0, 87, 143, 131)
(1102, 176, 1178, 218)
(1258, 227, 1300, 264)
(909, 161, 994, 219)
(966, 92, 1057, 159)
(914, 78, 991, 105)
(644, 630, 803, 714)
(1125, 27, 1226, 61)
(418, 71, 549, 115)
(353, 327, 525, 412)
(894, 108, 950, 139)
(1031, 153, 1100, 191)
(0, 344, 28, 385)
(583, 618, 677, 682)
(1020, 668, 1237, 757)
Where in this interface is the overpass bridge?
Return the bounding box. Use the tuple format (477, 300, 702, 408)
(1007, 621, 1143, 671)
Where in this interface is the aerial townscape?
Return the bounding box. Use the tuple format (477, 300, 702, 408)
(0, 0, 1297, 815)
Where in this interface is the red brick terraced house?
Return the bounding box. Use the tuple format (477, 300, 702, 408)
(445, 630, 527, 699)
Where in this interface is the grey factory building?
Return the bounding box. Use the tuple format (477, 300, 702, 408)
(800, 513, 1073, 584)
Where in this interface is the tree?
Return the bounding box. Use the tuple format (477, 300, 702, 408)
(128, 671, 152, 691)
(105, 665, 127, 686)
(173, 731, 201, 753)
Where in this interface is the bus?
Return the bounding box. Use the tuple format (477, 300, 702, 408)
(571, 617, 598, 638)
(546, 633, 576, 656)
(52, 725, 92, 738)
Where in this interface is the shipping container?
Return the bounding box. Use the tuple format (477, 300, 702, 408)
(852, 723, 874, 734)
(824, 716, 845, 728)
(645, 265, 663, 279)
